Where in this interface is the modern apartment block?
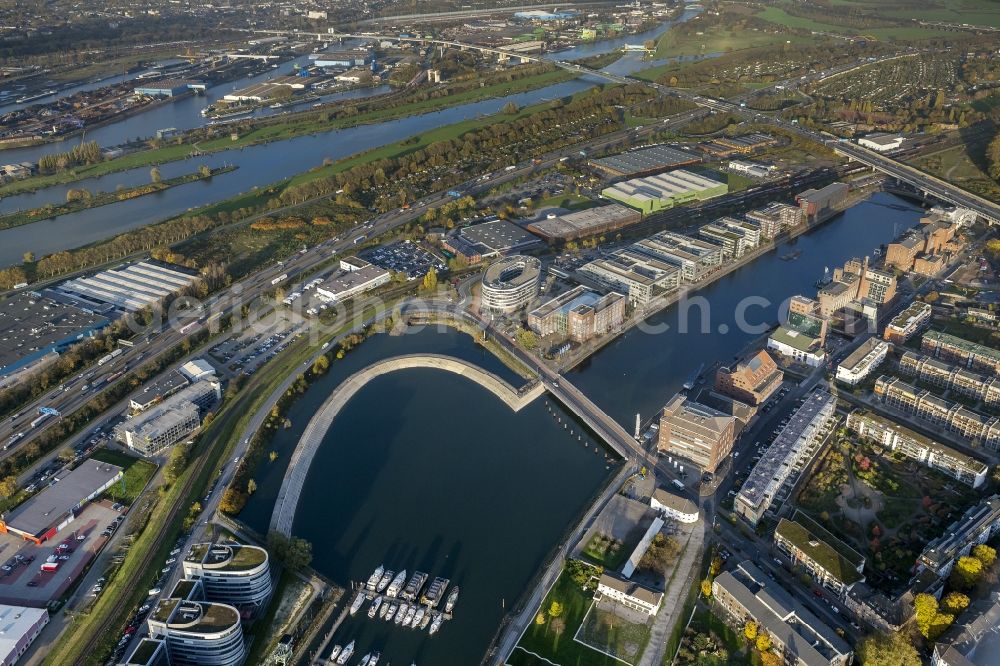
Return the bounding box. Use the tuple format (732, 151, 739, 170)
(719, 216, 762, 249)
(182, 543, 273, 607)
(527, 286, 627, 342)
(657, 393, 736, 473)
(847, 411, 990, 488)
(630, 230, 724, 282)
(698, 223, 748, 260)
(714, 349, 783, 406)
(736, 391, 836, 526)
(898, 352, 1000, 408)
(712, 561, 853, 666)
(774, 517, 866, 595)
(745, 202, 802, 239)
(883, 301, 931, 344)
(921, 330, 1000, 375)
(577, 251, 680, 308)
(115, 379, 222, 456)
(143, 599, 246, 666)
(873, 376, 1000, 449)
(917, 495, 1000, 578)
(834, 337, 889, 386)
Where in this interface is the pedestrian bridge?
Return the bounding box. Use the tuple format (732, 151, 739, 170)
(269, 354, 544, 536)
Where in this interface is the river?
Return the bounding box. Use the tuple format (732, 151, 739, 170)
(0, 8, 707, 268)
(239, 326, 614, 665)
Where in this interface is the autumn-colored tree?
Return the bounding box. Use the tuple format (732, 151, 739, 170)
(247, 478, 257, 495)
(219, 488, 248, 515)
(743, 620, 758, 641)
(759, 652, 782, 666)
(972, 544, 997, 568)
(941, 591, 970, 615)
(0, 476, 17, 499)
(534, 611, 546, 625)
(914, 593, 954, 640)
(951, 555, 984, 590)
(756, 633, 772, 653)
(548, 601, 563, 618)
(700, 578, 713, 598)
(856, 632, 921, 666)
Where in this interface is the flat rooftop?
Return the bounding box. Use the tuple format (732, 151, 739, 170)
(53, 260, 199, 313)
(526, 204, 639, 240)
(2, 459, 123, 538)
(458, 219, 540, 254)
(590, 144, 701, 176)
(0, 293, 108, 375)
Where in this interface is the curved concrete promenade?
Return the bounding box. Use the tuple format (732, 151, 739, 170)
(269, 353, 543, 536)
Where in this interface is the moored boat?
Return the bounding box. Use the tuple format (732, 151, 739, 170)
(349, 591, 366, 615)
(412, 607, 425, 628)
(421, 577, 449, 607)
(384, 602, 398, 622)
(394, 602, 408, 625)
(429, 613, 443, 635)
(359, 654, 371, 666)
(366, 565, 384, 590)
(445, 586, 460, 613)
(376, 570, 393, 593)
(386, 570, 407, 598)
(336, 640, 354, 664)
(368, 596, 382, 618)
(402, 605, 416, 627)
(328, 645, 342, 662)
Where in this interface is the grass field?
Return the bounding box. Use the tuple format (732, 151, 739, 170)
(510, 564, 648, 666)
(755, 5, 958, 40)
(912, 143, 1000, 204)
(653, 25, 798, 59)
(90, 448, 158, 505)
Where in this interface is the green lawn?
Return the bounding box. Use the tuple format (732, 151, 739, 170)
(91, 448, 158, 505)
(511, 564, 644, 666)
(582, 533, 628, 570)
(653, 25, 799, 59)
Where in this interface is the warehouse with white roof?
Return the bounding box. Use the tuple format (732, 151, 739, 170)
(602, 169, 728, 214)
(52, 261, 199, 312)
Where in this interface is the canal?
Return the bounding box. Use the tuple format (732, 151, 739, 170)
(240, 326, 615, 665)
(0, 9, 707, 267)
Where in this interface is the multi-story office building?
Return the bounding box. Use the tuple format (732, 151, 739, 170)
(182, 543, 272, 607)
(479, 255, 541, 314)
(883, 302, 931, 344)
(847, 411, 989, 488)
(873, 376, 1000, 449)
(917, 495, 1000, 578)
(144, 599, 245, 666)
(796, 182, 849, 221)
(898, 352, 1000, 408)
(719, 216, 761, 249)
(698, 224, 747, 260)
(116, 379, 222, 456)
(736, 391, 836, 526)
(774, 518, 866, 595)
(527, 286, 626, 342)
(745, 203, 802, 239)
(314, 258, 391, 303)
(818, 258, 897, 319)
(714, 350, 783, 406)
(657, 393, 736, 473)
(922, 330, 1000, 375)
(712, 561, 853, 666)
(578, 251, 680, 308)
(834, 337, 888, 386)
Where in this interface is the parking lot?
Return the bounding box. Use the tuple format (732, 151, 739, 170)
(361, 240, 443, 280)
(209, 320, 303, 376)
(0, 500, 121, 606)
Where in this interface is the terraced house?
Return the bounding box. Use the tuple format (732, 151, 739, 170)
(921, 331, 1000, 375)
(712, 561, 853, 666)
(774, 517, 866, 596)
(847, 411, 990, 489)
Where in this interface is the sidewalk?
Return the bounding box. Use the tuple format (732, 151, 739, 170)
(638, 522, 705, 666)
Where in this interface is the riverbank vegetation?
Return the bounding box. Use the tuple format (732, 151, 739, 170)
(0, 165, 233, 232)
